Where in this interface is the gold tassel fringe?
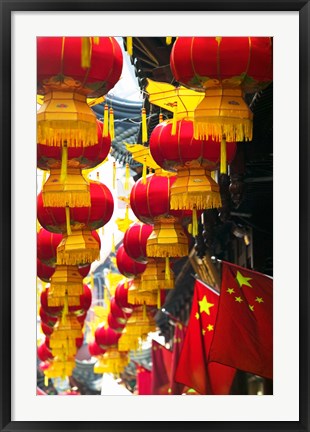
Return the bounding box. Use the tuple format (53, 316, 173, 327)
(142, 156, 147, 184)
(193, 117, 253, 142)
(146, 243, 188, 258)
(166, 37, 172, 45)
(42, 191, 91, 208)
(37, 120, 98, 148)
(170, 190, 222, 210)
(57, 250, 100, 266)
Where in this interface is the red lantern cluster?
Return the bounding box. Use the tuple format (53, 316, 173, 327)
(36, 36, 122, 380)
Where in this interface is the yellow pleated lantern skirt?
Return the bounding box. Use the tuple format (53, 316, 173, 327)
(56, 229, 100, 266)
(139, 258, 175, 291)
(37, 90, 98, 148)
(170, 166, 222, 210)
(94, 348, 129, 374)
(194, 87, 253, 142)
(49, 265, 84, 306)
(42, 168, 90, 208)
(146, 216, 188, 258)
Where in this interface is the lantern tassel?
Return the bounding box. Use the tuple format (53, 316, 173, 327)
(142, 108, 148, 143)
(65, 206, 72, 235)
(124, 205, 130, 230)
(192, 207, 198, 237)
(124, 163, 130, 191)
(126, 37, 133, 56)
(165, 257, 171, 281)
(171, 102, 177, 135)
(159, 113, 164, 123)
(157, 289, 161, 310)
(142, 156, 147, 185)
(60, 142, 68, 183)
(109, 108, 115, 141)
(112, 161, 116, 189)
(81, 37, 91, 69)
(93, 37, 99, 45)
(143, 302, 146, 320)
(166, 37, 172, 45)
(220, 137, 227, 174)
(42, 170, 47, 188)
(44, 375, 49, 387)
(103, 105, 109, 137)
(61, 293, 69, 325)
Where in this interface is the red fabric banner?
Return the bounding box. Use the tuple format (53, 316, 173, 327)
(170, 323, 187, 395)
(136, 366, 152, 395)
(209, 261, 273, 379)
(175, 279, 236, 394)
(151, 340, 172, 395)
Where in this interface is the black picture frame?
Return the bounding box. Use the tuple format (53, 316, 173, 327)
(1, 1, 309, 431)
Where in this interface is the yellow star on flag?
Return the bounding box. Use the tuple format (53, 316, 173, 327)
(207, 324, 214, 332)
(199, 295, 214, 316)
(235, 296, 243, 303)
(236, 271, 252, 288)
(249, 305, 255, 311)
(202, 329, 206, 336)
(227, 288, 235, 295)
(255, 297, 264, 303)
(195, 312, 200, 320)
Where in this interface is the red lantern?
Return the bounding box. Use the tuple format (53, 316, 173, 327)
(37, 120, 111, 171)
(68, 284, 92, 314)
(95, 326, 121, 349)
(130, 174, 177, 225)
(150, 119, 236, 171)
(116, 245, 146, 278)
(37, 258, 55, 282)
(38, 260, 91, 283)
(39, 307, 58, 327)
(114, 281, 134, 312)
(107, 313, 126, 333)
(37, 37, 123, 98)
(37, 229, 62, 266)
(88, 341, 106, 356)
(130, 173, 189, 257)
(37, 343, 54, 362)
(37, 181, 114, 234)
(149, 119, 235, 210)
(37, 37, 123, 148)
(41, 322, 54, 336)
(110, 297, 131, 324)
(123, 222, 153, 264)
(37, 228, 101, 267)
(170, 37, 273, 142)
(40, 287, 63, 316)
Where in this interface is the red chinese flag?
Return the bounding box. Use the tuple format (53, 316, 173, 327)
(170, 323, 187, 395)
(209, 261, 273, 379)
(136, 366, 152, 395)
(174, 279, 236, 394)
(151, 340, 172, 395)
